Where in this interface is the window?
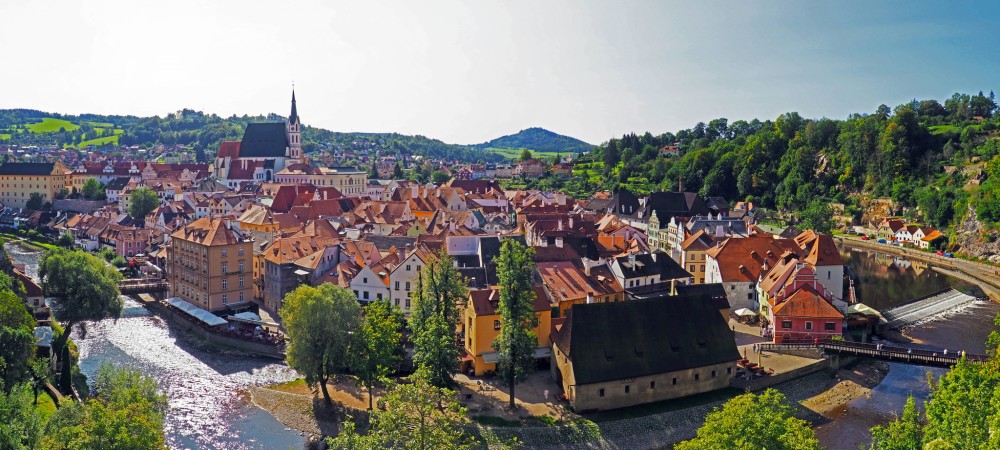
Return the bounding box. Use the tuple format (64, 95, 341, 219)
(694, 373, 700, 381)
(689, 265, 695, 272)
(353, 290, 359, 297)
(406, 265, 411, 271)
(239, 276, 244, 288)
(363, 277, 368, 283)
(238, 247, 244, 256)
(222, 263, 227, 273)
(825, 322, 836, 331)
(395, 299, 400, 307)
(599, 388, 605, 397)
(650, 381, 655, 389)
(828, 272, 831, 280)
(711, 370, 717, 378)
(405, 282, 410, 291)
(747, 293, 753, 300)
(222, 294, 228, 304)
(239, 261, 244, 272)
(727, 367, 732, 374)
(781, 320, 792, 329)
(493, 320, 501, 330)
(624, 385, 630, 394)
(805, 321, 813, 331)
(730, 285, 735, 290)
(363, 291, 369, 300)
(222, 249, 227, 257)
(395, 281, 400, 290)
(377, 293, 383, 300)
(239, 292, 244, 302)
(222, 278, 228, 289)
(405, 299, 411, 309)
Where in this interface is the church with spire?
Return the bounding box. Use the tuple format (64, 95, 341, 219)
(214, 90, 307, 188)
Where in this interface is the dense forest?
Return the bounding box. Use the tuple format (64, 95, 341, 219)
(522, 92, 1000, 238)
(471, 127, 595, 154)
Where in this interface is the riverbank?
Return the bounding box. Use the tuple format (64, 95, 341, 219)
(252, 359, 888, 449)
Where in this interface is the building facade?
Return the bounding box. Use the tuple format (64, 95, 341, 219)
(0, 162, 73, 209)
(168, 218, 253, 312)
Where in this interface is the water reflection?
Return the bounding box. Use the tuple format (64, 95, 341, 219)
(839, 245, 972, 310)
(6, 243, 306, 449)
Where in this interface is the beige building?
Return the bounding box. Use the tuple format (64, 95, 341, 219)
(168, 217, 253, 312)
(551, 297, 738, 411)
(0, 162, 73, 209)
(274, 165, 368, 196)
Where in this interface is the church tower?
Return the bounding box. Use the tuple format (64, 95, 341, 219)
(287, 89, 303, 164)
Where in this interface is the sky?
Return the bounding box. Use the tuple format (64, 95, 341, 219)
(1, 1, 998, 145)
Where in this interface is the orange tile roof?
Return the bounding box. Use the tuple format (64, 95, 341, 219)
(772, 285, 844, 319)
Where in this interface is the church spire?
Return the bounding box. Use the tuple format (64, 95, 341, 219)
(289, 89, 299, 125)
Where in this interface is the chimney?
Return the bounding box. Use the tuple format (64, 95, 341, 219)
(586, 292, 594, 304)
(569, 216, 574, 229)
(555, 236, 563, 248)
(670, 278, 677, 296)
(678, 177, 684, 193)
(558, 219, 563, 231)
(397, 246, 405, 261)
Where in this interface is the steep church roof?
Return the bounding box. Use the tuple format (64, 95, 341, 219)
(290, 90, 299, 125)
(239, 122, 289, 158)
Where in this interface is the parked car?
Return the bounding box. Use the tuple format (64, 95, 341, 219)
(944, 253, 953, 258)
(936, 250, 944, 256)
(877, 238, 887, 244)
(860, 236, 869, 241)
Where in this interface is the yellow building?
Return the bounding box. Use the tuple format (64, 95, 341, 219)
(462, 286, 552, 376)
(679, 229, 714, 284)
(274, 165, 368, 196)
(237, 205, 281, 233)
(168, 217, 253, 312)
(0, 162, 73, 209)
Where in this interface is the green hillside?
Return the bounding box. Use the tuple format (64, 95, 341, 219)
(26, 118, 79, 133)
(471, 127, 594, 156)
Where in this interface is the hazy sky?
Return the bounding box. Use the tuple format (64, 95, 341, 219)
(2, 1, 998, 145)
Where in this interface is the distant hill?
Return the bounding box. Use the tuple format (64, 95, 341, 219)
(0, 109, 504, 163)
(471, 127, 595, 155)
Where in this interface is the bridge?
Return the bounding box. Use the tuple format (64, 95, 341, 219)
(759, 340, 989, 368)
(46, 278, 168, 296)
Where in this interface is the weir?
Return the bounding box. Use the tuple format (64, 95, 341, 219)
(880, 288, 979, 329)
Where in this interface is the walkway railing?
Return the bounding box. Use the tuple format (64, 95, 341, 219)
(757, 339, 989, 367)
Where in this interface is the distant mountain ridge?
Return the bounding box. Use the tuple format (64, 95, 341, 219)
(471, 127, 595, 155)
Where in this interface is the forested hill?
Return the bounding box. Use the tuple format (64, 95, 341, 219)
(0, 109, 506, 163)
(574, 91, 1000, 255)
(471, 127, 595, 154)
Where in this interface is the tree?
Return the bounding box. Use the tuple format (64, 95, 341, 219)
(519, 148, 533, 161)
(127, 187, 159, 220)
(409, 251, 468, 388)
(798, 200, 834, 233)
(869, 395, 923, 450)
(81, 178, 102, 200)
(0, 291, 35, 393)
(25, 193, 43, 210)
(0, 385, 43, 450)
(431, 170, 450, 184)
(675, 389, 820, 450)
(492, 239, 538, 409)
(369, 161, 380, 179)
(42, 364, 167, 450)
(352, 299, 403, 410)
(39, 249, 123, 391)
(326, 378, 476, 450)
(392, 162, 404, 179)
(57, 233, 74, 248)
(280, 284, 362, 406)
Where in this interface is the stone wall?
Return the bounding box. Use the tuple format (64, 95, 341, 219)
(53, 199, 107, 214)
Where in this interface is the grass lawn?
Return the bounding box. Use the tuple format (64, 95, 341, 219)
(929, 124, 960, 135)
(26, 118, 79, 133)
(34, 391, 58, 420)
(268, 378, 307, 393)
(0, 134, 10, 140)
(0, 233, 61, 251)
(76, 135, 119, 148)
(484, 147, 564, 161)
(85, 121, 114, 128)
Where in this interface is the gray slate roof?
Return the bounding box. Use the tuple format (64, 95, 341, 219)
(240, 123, 289, 158)
(554, 296, 739, 385)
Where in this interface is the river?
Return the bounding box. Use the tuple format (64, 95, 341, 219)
(813, 245, 1000, 449)
(6, 243, 307, 450)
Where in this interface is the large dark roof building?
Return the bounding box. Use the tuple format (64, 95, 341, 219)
(551, 295, 740, 410)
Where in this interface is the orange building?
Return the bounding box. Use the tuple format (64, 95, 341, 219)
(461, 286, 552, 376)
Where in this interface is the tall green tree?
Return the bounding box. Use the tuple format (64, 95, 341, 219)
(127, 186, 159, 219)
(39, 249, 123, 392)
(352, 299, 403, 410)
(409, 251, 468, 388)
(0, 385, 43, 450)
(280, 284, 362, 406)
(392, 161, 404, 179)
(43, 364, 167, 450)
(519, 148, 533, 161)
(81, 178, 102, 200)
(25, 193, 43, 210)
(492, 239, 538, 409)
(326, 378, 476, 450)
(676, 389, 820, 450)
(869, 395, 923, 450)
